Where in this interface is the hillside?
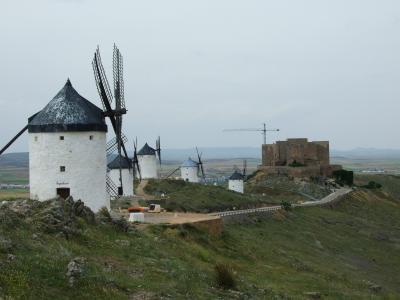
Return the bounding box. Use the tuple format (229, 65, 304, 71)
(1, 177, 400, 299)
(355, 174, 400, 200)
(246, 171, 332, 200)
(143, 179, 306, 213)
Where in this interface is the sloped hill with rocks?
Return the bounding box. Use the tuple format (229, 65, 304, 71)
(1, 176, 400, 299)
(246, 171, 333, 200)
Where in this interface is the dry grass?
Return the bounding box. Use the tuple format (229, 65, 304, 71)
(0, 189, 29, 201)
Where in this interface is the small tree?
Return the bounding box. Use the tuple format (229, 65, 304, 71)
(281, 201, 292, 211)
(333, 170, 354, 186)
(363, 181, 382, 189)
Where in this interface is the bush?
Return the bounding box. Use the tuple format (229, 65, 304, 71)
(333, 170, 354, 186)
(288, 160, 306, 167)
(245, 170, 261, 181)
(363, 181, 382, 189)
(96, 206, 112, 222)
(281, 201, 292, 211)
(214, 263, 236, 289)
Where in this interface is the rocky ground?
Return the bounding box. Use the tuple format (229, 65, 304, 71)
(246, 172, 334, 200)
(1, 175, 399, 299)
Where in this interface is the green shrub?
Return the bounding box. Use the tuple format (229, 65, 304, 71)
(245, 170, 261, 181)
(214, 263, 236, 289)
(96, 206, 112, 222)
(333, 170, 354, 186)
(363, 181, 382, 189)
(281, 201, 292, 211)
(288, 160, 306, 167)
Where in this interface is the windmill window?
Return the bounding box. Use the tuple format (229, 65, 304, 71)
(34, 136, 38, 142)
(89, 135, 93, 140)
(60, 166, 66, 172)
(59, 136, 64, 141)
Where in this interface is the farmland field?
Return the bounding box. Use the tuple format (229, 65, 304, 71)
(0, 188, 29, 200)
(0, 167, 28, 184)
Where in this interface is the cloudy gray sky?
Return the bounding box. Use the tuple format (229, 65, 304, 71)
(1, 0, 399, 152)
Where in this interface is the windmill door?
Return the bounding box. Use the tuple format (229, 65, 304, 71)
(57, 188, 70, 199)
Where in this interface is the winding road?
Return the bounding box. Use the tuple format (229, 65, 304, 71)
(210, 188, 352, 218)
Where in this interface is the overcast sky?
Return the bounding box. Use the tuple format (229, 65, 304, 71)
(1, 0, 399, 152)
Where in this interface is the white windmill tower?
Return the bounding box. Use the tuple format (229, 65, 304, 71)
(136, 137, 161, 179)
(228, 160, 246, 194)
(107, 155, 134, 196)
(180, 158, 200, 182)
(23, 79, 108, 212)
(180, 148, 205, 183)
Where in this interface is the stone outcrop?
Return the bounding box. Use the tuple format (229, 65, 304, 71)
(0, 196, 95, 238)
(66, 257, 86, 287)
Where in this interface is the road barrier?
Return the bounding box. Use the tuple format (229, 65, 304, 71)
(210, 188, 352, 218)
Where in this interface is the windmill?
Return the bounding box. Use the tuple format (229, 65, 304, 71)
(92, 44, 131, 196)
(196, 147, 205, 181)
(228, 159, 246, 194)
(223, 123, 280, 144)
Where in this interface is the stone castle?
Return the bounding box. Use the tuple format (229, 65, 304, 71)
(260, 138, 342, 178)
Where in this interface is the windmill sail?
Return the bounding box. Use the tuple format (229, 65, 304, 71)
(93, 45, 130, 197)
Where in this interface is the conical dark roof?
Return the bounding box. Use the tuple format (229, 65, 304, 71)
(229, 170, 244, 180)
(137, 143, 156, 156)
(28, 80, 107, 133)
(108, 155, 132, 169)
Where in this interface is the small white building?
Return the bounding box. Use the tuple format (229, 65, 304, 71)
(228, 171, 245, 194)
(137, 143, 158, 179)
(28, 79, 109, 212)
(181, 158, 199, 183)
(107, 155, 134, 196)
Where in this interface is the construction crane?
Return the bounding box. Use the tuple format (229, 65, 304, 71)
(223, 123, 280, 144)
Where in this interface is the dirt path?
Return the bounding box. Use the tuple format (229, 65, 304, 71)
(124, 188, 352, 225)
(135, 180, 154, 200)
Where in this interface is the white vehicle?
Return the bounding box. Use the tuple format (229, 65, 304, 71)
(148, 204, 162, 213)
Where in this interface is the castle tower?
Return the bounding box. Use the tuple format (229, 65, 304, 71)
(137, 143, 158, 179)
(107, 155, 134, 196)
(180, 158, 199, 183)
(228, 171, 244, 193)
(28, 80, 109, 212)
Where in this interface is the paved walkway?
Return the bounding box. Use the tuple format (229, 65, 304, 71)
(210, 188, 352, 218)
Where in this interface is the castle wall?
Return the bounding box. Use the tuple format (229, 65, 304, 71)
(260, 138, 339, 178)
(286, 139, 307, 165)
(277, 141, 287, 165)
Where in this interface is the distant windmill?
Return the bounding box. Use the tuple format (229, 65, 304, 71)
(92, 44, 130, 197)
(228, 159, 247, 194)
(168, 147, 206, 183)
(223, 123, 279, 144)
